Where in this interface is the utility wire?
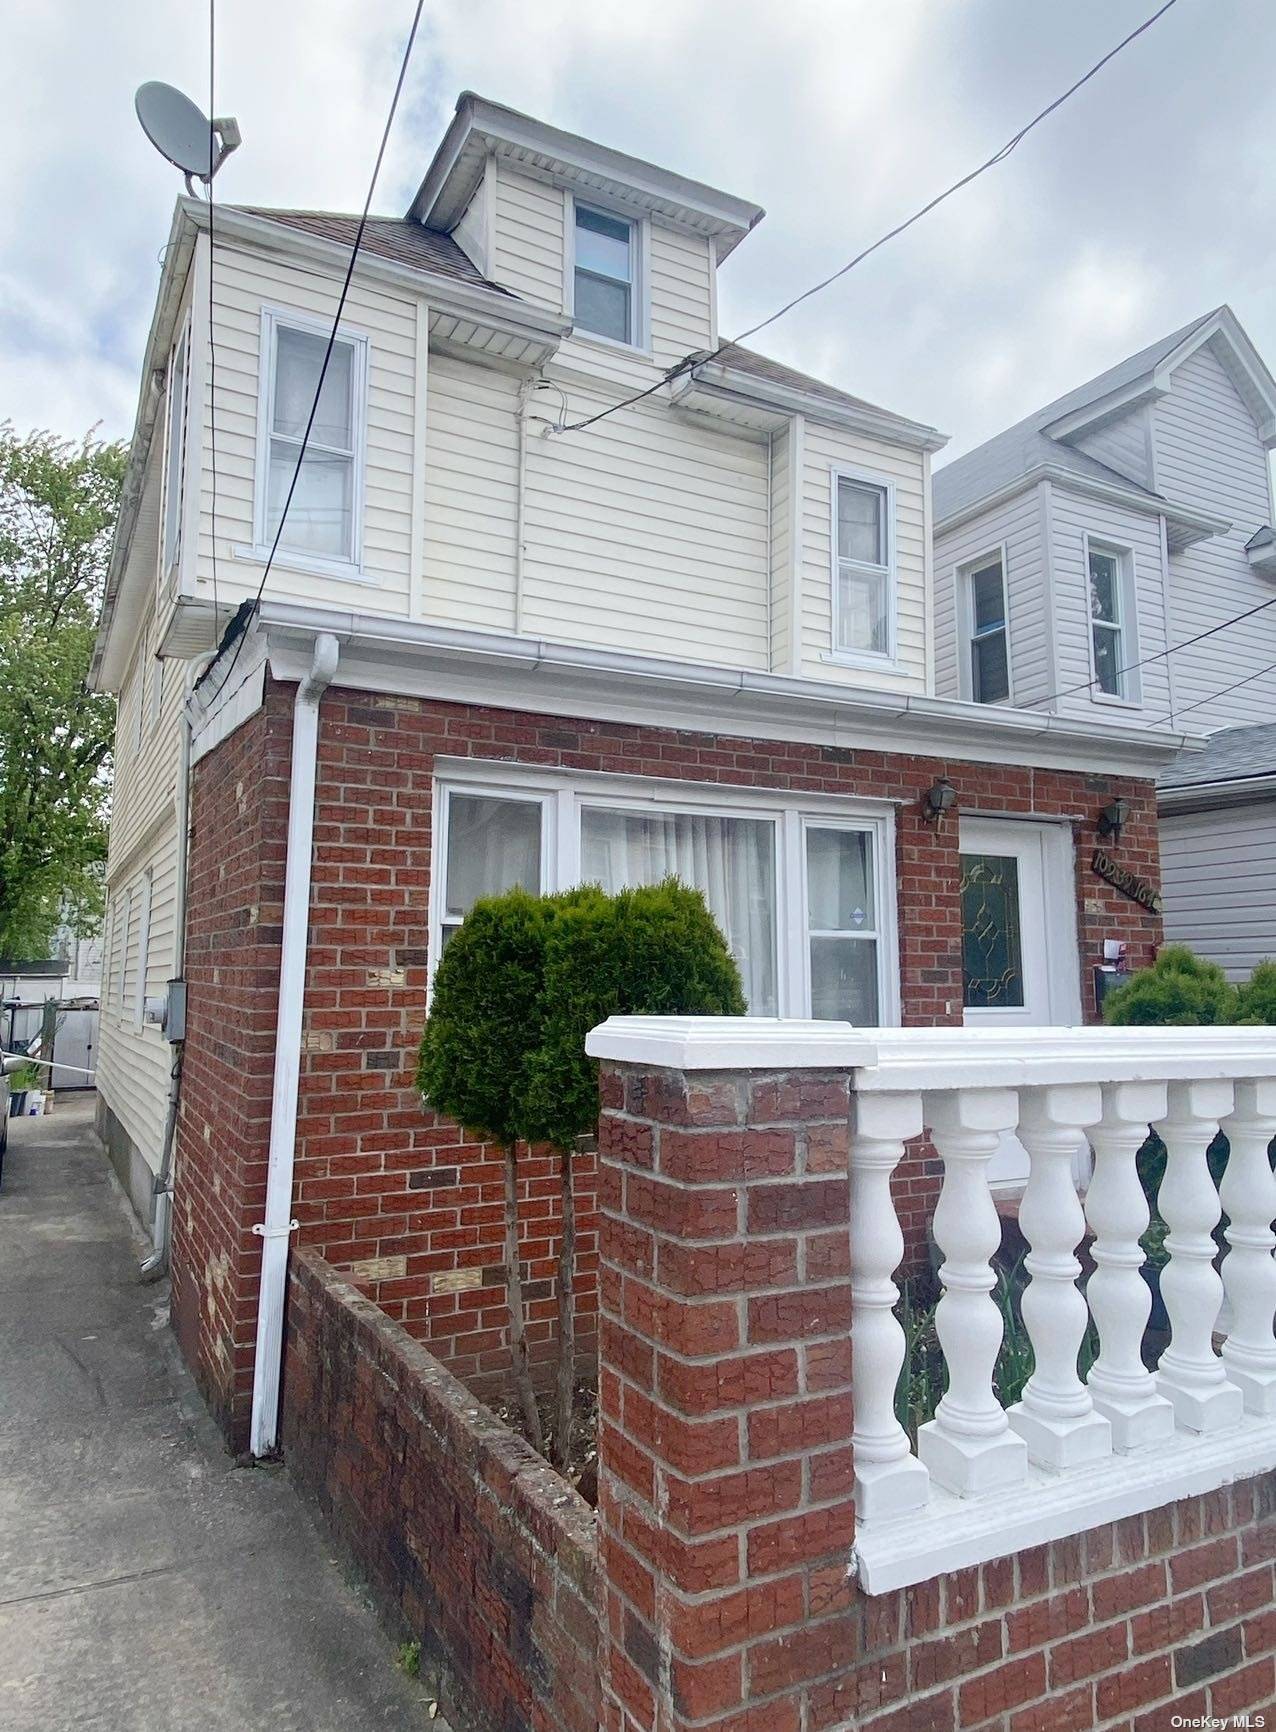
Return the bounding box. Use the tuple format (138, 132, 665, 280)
(552, 0, 1180, 437)
(207, 0, 221, 645)
(1143, 657, 1276, 733)
(209, 0, 425, 696)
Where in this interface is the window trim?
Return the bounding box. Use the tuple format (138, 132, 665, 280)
(427, 762, 899, 1026)
(250, 305, 371, 581)
(161, 317, 191, 582)
(133, 870, 153, 1031)
(828, 466, 897, 670)
(564, 193, 650, 355)
(957, 544, 1013, 705)
(1082, 533, 1141, 708)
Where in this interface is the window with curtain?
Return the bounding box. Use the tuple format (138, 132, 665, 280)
(964, 555, 1010, 704)
(805, 826, 880, 1024)
(1088, 544, 1127, 698)
(834, 475, 892, 658)
(573, 204, 636, 345)
(580, 806, 778, 1014)
(439, 792, 543, 948)
(162, 326, 188, 575)
(264, 321, 361, 562)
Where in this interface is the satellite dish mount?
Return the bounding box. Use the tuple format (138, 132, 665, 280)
(135, 81, 241, 197)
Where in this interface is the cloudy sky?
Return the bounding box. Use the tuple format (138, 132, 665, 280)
(3, 0, 1275, 462)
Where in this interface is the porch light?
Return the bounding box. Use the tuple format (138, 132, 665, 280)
(920, 776, 957, 825)
(1096, 797, 1128, 843)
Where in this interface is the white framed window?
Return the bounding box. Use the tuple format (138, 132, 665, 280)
(1085, 537, 1139, 704)
(569, 200, 643, 349)
(253, 308, 368, 573)
(960, 550, 1011, 704)
(162, 319, 190, 579)
(429, 766, 898, 1025)
(831, 471, 895, 664)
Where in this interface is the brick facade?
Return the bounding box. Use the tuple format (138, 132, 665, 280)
(595, 1058, 1276, 1731)
(173, 675, 1162, 1449)
(282, 1247, 599, 1732)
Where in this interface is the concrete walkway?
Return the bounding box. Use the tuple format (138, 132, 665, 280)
(0, 1094, 442, 1731)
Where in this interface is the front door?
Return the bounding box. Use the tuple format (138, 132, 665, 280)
(959, 818, 1082, 1187)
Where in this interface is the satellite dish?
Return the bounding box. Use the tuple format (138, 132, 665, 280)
(135, 81, 241, 192)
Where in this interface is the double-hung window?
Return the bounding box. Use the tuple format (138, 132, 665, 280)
(162, 324, 189, 577)
(1087, 541, 1133, 700)
(431, 774, 896, 1025)
(572, 203, 638, 347)
(259, 312, 366, 568)
(833, 473, 894, 661)
(962, 553, 1011, 704)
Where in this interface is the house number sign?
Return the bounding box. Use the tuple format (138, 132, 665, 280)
(1091, 849, 1162, 914)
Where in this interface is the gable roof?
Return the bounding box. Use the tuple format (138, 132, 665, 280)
(1158, 721, 1276, 792)
(934, 306, 1276, 527)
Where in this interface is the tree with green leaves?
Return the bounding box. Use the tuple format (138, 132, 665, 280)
(0, 425, 124, 958)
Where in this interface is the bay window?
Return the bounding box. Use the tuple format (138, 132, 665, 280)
(256, 310, 367, 570)
(832, 472, 894, 662)
(431, 772, 896, 1024)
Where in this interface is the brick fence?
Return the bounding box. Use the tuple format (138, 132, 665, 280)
(173, 675, 1161, 1450)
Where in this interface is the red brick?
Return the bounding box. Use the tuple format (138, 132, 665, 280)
(958, 1652, 1047, 1723)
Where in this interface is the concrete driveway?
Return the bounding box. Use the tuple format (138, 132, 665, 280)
(0, 1094, 443, 1731)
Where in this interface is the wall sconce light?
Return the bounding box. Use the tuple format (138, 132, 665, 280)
(1097, 797, 1129, 843)
(920, 776, 958, 825)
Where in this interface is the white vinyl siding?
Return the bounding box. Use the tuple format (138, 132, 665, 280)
(1156, 342, 1276, 726)
(1073, 408, 1153, 490)
(1160, 802, 1276, 979)
(492, 164, 566, 310)
(768, 424, 794, 672)
(421, 354, 521, 630)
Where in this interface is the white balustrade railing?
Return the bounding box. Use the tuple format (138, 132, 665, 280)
(848, 1026, 1276, 1591)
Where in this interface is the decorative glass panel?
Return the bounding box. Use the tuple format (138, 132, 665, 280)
(581, 807, 777, 1013)
(960, 852, 1025, 1009)
(837, 479, 884, 567)
(837, 567, 891, 656)
(810, 937, 878, 1024)
(806, 829, 874, 931)
(443, 795, 542, 923)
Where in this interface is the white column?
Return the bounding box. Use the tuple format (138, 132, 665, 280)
(1154, 1080, 1244, 1433)
(1084, 1082, 1175, 1450)
(918, 1088, 1028, 1495)
(850, 1091, 930, 1519)
(1220, 1079, 1276, 1416)
(1008, 1084, 1112, 1468)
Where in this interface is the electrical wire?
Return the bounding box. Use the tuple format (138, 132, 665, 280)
(207, 0, 221, 645)
(1143, 657, 1276, 733)
(209, 0, 425, 696)
(552, 0, 1180, 437)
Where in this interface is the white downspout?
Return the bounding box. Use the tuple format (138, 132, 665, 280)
(248, 631, 339, 1457)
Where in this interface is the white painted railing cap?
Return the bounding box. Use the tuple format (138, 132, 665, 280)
(585, 1015, 879, 1072)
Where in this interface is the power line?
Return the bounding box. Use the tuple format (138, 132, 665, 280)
(1144, 657, 1276, 733)
(552, 0, 1180, 438)
(207, 0, 221, 646)
(209, 0, 425, 696)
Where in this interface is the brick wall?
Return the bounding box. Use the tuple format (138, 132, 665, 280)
(173, 676, 1162, 1447)
(596, 1057, 1276, 1732)
(282, 1248, 599, 1732)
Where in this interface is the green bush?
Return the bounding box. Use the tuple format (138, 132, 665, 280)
(1101, 944, 1240, 1026)
(1236, 959, 1276, 1024)
(522, 878, 747, 1151)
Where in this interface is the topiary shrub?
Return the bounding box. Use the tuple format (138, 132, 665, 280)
(1101, 943, 1240, 1026)
(1236, 959, 1276, 1024)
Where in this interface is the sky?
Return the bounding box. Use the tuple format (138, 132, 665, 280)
(3, 0, 1275, 463)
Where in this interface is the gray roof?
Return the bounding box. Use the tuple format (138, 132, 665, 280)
(1158, 721, 1276, 790)
(717, 343, 902, 422)
(933, 310, 1220, 523)
(235, 208, 511, 294)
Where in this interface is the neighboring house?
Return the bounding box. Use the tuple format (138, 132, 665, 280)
(91, 93, 1183, 1450)
(1158, 721, 1276, 978)
(933, 306, 1276, 979)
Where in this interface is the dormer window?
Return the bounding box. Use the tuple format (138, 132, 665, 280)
(572, 203, 639, 347)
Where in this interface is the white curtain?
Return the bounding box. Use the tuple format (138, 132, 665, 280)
(580, 808, 777, 1013)
(444, 795, 541, 920)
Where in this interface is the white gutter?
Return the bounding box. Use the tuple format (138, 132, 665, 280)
(248, 632, 339, 1457)
(934, 462, 1232, 542)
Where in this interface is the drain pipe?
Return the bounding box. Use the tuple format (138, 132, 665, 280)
(141, 652, 215, 1283)
(248, 632, 339, 1458)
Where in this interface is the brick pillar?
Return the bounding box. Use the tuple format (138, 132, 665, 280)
(596, 1037, 859, 1732)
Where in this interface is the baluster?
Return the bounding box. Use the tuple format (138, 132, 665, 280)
(1154, 1080, 1244, 1432)
(1008, 1084, 1112, 1468)
(1220, 1080, 1276, 1416)
(850, 1092, 930, 1519)
(1085, 1082, 1175, 1450)
(918, 1089, 1028, 1495)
